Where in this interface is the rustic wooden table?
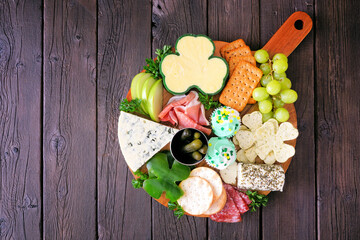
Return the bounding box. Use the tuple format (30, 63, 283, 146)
(1, 0, 359, 239)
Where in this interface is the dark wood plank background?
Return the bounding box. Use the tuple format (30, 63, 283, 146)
(0, 0, 359, 239)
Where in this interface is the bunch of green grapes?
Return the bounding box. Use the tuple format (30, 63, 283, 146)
(252, 49, 298, 122)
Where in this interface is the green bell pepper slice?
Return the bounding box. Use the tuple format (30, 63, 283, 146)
(143, 152, 190, 202)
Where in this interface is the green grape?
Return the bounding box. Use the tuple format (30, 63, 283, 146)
(273, 53, 288, 62)
(258, 100, 273, 114)
(273, 72, 287, 79)
(266, 80, 281, 95)
(266, 96, 273, 102)
(254, 49, 269, 63)
(274, 98, 285, 108)
(252, 87, 269, 101)
(262, 111, 274, 122)
(280, 89, 298, 103)
(274, 108, 289, 122)
(272, 59, 288, 73)
(260, 74, 272, 87)
(279, 77, 292, 90)
(260, 63, 271, 75)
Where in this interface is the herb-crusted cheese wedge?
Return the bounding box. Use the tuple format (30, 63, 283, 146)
(237, 163, 285, 191)
(118, 112, 179, 171)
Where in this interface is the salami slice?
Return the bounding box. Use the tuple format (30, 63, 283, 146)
(210, 189, 241, 223)
(238, 191, 252, 205)
(224, 184, 249, 214)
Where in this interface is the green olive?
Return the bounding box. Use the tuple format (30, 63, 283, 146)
(194, 132, 201, 139)
(198, 145, 208, 154)
(183, 139, 203, 153)
(192, 151, 203, 161)
(181, 129, 192, 141)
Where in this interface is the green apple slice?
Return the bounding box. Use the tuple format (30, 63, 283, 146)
(131, 72, 152, 99)
(140, 77, 156, 114)
(147, 79, 163, 122)
(135, 75, 152, 101)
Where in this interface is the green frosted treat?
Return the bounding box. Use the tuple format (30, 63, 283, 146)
(211, 106, 241, 138)
(205, 137, 236, 170)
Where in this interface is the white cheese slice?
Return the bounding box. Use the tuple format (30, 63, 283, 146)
(219, 162, 238, 185)
(118, 111, 179, 171)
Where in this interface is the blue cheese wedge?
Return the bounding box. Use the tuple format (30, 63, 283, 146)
(237, 163, 285, 191)
(118, 111, 179, 171)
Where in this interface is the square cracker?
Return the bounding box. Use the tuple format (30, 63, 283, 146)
(220, 39, 246, 58)
(219, 61, 263, 112)
(229, 55, 257, 75)
(224, 46, 251, 62)
(247, 97, 257, 104)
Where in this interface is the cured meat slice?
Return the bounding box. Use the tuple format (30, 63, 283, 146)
(238, 191, 252, 205)
(210, 188, 242, 223)
(158, 91, 211, 135)
(158, 91, 197, 119)
(174, 109, 212, 135)
(198, 104, 208, 126)
(224, 184, 249, 214)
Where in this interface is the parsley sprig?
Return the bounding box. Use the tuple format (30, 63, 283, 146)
(246, 190, 269, 212)
(119, 98, 142, 113)
(143, 45, 172, 79)
(168, 201, 185, 219)
(198, 92, 222, 110)
(131, 170, 149, 189)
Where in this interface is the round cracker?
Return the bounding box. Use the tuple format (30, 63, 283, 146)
(203, 186, 227, 215)
(178, 177, 214, 215)
(190, 167, 223, 201)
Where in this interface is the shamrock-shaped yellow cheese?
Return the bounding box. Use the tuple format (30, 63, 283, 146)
(160, 34, 228, 95)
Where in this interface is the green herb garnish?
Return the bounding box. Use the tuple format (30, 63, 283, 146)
(246, 190, 269, 212)
(144, 45, 172, 79)
(168, 201, 185, 219)
(131, 170, 149, 189)
(198, 92, 222, 110)
(119, 98, 142, 113)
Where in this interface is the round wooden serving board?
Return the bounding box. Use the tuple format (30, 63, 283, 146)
(123, 11, 312, 217)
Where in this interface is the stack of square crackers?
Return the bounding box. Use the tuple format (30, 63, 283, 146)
(219, 39, 263, 112)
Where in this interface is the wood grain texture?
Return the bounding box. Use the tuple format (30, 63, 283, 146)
(152, 0, 207, 49)
(208, 0, 260, 50)
(43, 0, 97, 239)
(0, 1, 42, 239)
(97, 0, 152, 239)
(315, 0, 360, 239)
(207, 1, 261, 238)
(260, 2, 316, 240)
(151, 1, 207, 239)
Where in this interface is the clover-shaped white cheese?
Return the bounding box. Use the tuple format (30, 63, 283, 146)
(160, 34, 228, 95)
(233, 111, 299, 164)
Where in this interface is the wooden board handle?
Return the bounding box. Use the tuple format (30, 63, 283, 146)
(262, 11, 312, 57)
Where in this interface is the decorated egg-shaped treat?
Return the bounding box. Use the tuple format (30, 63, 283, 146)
(211, 106, 241, 138)
(205, 137, 236, 170)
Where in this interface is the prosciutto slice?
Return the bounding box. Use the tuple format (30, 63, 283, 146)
(158, 91, 211, 135)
